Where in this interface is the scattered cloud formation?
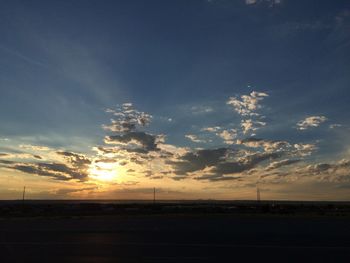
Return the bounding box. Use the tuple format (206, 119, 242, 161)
(297, 116, 327, 130)
(226, 91, 269, 136)
(0, 91, 348, 199)
(103, 103, 152, 133)
(227, 91, 268, 117)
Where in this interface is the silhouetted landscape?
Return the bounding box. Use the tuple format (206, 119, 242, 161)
(1, 200, 350, 262)
(1, 200, 350, 217)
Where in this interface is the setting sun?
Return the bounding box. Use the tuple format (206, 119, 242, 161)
(89, 162, 120, 182)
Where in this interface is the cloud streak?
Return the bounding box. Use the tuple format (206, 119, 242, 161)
(297, 116, 327, 130)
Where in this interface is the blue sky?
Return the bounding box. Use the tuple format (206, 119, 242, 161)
(0, 0, 349, 200)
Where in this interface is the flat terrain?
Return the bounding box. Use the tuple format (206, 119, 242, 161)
(1, 214, 349, 262)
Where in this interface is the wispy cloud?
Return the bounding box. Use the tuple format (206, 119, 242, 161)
(297, 116, 327, 130)
(185, 134, 207, 143)
(245, 0, 282, 7)
(0, 44, 47, 68)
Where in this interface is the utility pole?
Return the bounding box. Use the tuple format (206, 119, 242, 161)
(257, 184, 261, 202)
(153, 187, 156, 204)
(22, 186, 26, 202)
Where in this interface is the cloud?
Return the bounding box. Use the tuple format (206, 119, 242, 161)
(55, 187, 97, 195)
(297, 116, 327, 130)
(9, 162, 88, 181)
(245, 0, 282, 6)
(105, 132, 161, 153)
(0, 150, 92, 182)
(0, 152, 43, 160)
(168, 148, 229, 175)
(329, 124, 342, 129)
(19, 144, 52, 151)
(103, 103, 152, 133)
(201, 126, 221, 132)
(292, 159, 350, 183)
(195, 174, 241, 182)
(227, 91, 268, 116)
(0, 96, 339, 190)
(191, 105, 214, 115)
(217, 129, 237, 144)
(237, 138, 291, 152)
(226, 91, 268, 136)
(56, 151, 91, 167)
(201, 127, 237, 144)
(241, 119, 266, 134)
(185, 134, 206, 143)
(168, 146, 284, 181)
(293, 143, 317, 156)
(265, 159, 302, 171)
(245, 0, 257, 4)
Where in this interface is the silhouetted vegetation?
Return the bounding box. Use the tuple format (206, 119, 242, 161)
(1, 200, 349, 218)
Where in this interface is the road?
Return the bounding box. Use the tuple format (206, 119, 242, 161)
(1, 215, 349, 262)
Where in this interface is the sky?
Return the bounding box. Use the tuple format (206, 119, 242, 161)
(0, 0, 349, 200)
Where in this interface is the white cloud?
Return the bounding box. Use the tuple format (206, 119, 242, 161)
(191, 105, 214, 115)
(237, 138, 291, 153)
(201, 126, 221, 132)
(293, 143, 317, 156)
(245, 0, 282, 6)
(297, 116, 327, 130)
(241, 119, 266, 134)
(185, 134, 206, 143)
(227, 91, 268, 116)
(265, 159, 301, 171)
(217, 129, 237, 145)
(245, 0, 257, 4)
(329, 124, 342, 129)
(19, 144, 51, 151)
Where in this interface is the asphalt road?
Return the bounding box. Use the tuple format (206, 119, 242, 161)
(1, 215, 349, 262)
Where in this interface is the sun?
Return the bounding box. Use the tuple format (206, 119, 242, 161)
(88, 161, 119, 182)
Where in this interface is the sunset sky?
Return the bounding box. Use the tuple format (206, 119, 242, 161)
(0, 0, 349, 200)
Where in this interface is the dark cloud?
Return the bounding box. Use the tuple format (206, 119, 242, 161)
(0, 151, 92, 182)
(103, 103, 152, 133)
(168, 148, 228, 175)
(0, 159, 15, 164)
(265, 159, 302, 171)
(168, 146, 284, 181)
(195, 174, 241, 182)
(211, 151, 282, 176)
(105, 132, 159, 152)
(11, 162, 89, 181)
(56, 151, 91, 167)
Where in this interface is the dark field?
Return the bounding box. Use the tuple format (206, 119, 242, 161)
(1, 201, 350, 262)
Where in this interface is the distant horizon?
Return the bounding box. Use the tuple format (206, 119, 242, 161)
(2, 198, 350, 203)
